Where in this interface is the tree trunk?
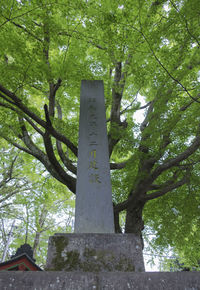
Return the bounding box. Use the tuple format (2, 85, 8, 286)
(33, 231, 41, 258)
(125, 202, 145, 249)
(114, 209, 122, 233)
(1, 220, 15, 262)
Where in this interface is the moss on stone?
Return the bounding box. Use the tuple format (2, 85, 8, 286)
(81, 261, 101, 272)
(51, 236, 69, 271)
(115, 256, 135, 271)
(83, 247, 96, 258)
(65, 250, 80, 271)
(49, 236, 136, 272)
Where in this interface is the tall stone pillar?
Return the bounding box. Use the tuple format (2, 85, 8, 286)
(74, 80, 114, 233)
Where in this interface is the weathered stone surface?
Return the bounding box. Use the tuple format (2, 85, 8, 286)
(75, 80, 114, 233)
(46, 233, 145, 272)
(0, 272, 200, 290)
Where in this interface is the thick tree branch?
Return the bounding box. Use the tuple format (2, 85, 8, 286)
(114, 198, 129, 214)
(43, 105, 76, 193)
(113, 204, 122, 233)
(0, 92, 16, 106)
(158, 97, 199, 157)
(134, 132, 200, 202)
(43, 18, 56, 119)
(49, 79, 62, 118)
(138, 91, 199, 177)
(140, 101, 154, 132)
(55, 101, 77, 175)
(24, 116, 44, 136)
(110, 162, 126, 170)
(56, 141, 77, 175)
(108, 59, 130, 156)
(0, 99, 45, 137)
(43, 13, 62, 119)
(144, 174, 188, 201)
(152, 133, 200, 181)
(110, 62, 123, 123)
(115, 128, 200, 214)
(114, 169, 188, 213)
(0, 156, 18, 188)
(0, 85, 78, 155)
(17, 117, 74, 187)
(149, 170, 179, 191)
(58, 30, 106, 50)
(107, 92, 149, 123)
(3, 17, 42, 42)
(0, 84, 46, 126)
(124, 93, 200, 212)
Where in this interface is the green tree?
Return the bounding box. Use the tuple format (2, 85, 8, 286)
(0, 146, 74, 267)
(0, 0, 200, 265)
(0, 146, 35, 211)
(0, 170, 74, 267)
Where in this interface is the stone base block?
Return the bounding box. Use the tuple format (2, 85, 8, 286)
(46, 233, 145, 272)
(0, 272, 200, 290)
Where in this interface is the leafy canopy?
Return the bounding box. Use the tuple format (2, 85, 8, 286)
(0, 0, 200, 267)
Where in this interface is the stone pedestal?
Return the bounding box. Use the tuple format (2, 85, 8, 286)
(46, 234, 145, 272)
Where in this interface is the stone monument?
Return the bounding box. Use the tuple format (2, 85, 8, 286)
(46, 80, 145, 272)
(75, 80, 114, 233)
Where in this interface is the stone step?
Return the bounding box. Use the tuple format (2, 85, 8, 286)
(0, 271, 199, 290)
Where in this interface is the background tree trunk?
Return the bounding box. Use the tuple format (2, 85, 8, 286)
(125, 203, 145, 249)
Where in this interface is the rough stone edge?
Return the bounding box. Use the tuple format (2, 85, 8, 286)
(0, 272, 200, 290)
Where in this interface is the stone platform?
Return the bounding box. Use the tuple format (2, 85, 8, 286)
(46, 233, 145, 272)
(13, 233, 198, 290)
(0, 272, 200, 290)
